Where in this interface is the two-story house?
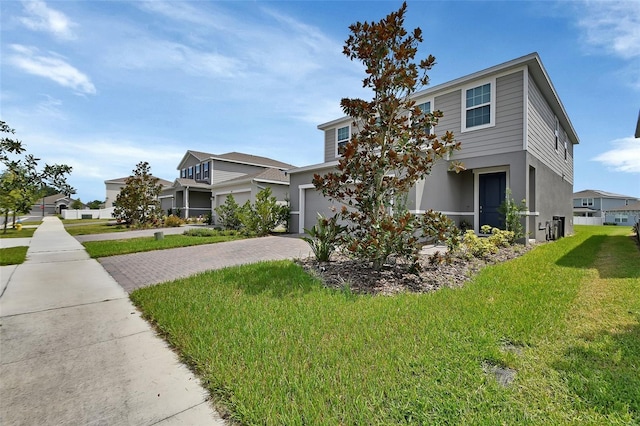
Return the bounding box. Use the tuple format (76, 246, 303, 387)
(161, 151, 293, 221)
(573, 189, 640, 225)
(289, 52, 579, 242)
(104, 176, 173, 208)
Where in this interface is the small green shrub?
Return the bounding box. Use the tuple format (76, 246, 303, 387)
(302, 214, 346, 262)
(215, 195, 242, 230)
(460, 230, 498, 259)
(164, 214, 183, 227)
(183, 228, 238, 237)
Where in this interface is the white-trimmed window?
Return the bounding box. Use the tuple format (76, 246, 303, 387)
(417, 101, 433, 134)
(581, 198, 593, 207)
(462, 80, 495, 131)
(564, 141, 568, 161)
(188, 166, 193, 179)
(614, 215, 628, 223)
(195, 164, 201, 180)
(181, 168, 186, 178)
(336, 125, 350, 155)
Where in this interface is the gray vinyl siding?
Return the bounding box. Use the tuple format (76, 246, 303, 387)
(211, 169, 246, 183)
(526, 74, 574, 184)
(324, 128, 337, 163)
(438, 71, 524, 160)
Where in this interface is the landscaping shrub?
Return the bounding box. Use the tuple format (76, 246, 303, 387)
(214, 194, 242, 231)
(302, 214, 346, 262)
(183, 228, 238, 237)
(163, 214, 183, 227)
(239, 188, 288, 237)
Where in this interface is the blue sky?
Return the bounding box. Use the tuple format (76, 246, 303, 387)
(1, 0, 639, 202)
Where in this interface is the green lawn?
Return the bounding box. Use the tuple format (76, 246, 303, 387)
(0, 227, 36, 238)
(64, 220, 133, 236)
(131, 225, 640, 424)
(0, 246, 29, 265)
(83, 232, 244, 258)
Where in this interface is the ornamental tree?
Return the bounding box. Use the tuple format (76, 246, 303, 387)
(312, 3, 463, 269)
(113, 161, 162, 228)
(1, 120, 74, 232)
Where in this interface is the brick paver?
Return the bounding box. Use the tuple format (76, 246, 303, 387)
(98, 235, 312, 292)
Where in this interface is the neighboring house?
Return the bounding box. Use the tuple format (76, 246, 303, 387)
(573, 189, 640, 224)
(104, 176, 173, 208)
(29, 193, 80, 216)
(289, 52, 579, 242)
(605, 201, 640, 226)
(160, 151, 293, 222)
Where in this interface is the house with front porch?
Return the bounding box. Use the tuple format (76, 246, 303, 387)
(289, 52, 579, 242)
(161, 151, 293, 223)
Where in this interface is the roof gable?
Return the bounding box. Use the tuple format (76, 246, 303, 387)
(573, 189, 639, 200)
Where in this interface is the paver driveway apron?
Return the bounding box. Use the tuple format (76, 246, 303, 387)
(0, 217, 225, 425)
(98, 234, 313, 293)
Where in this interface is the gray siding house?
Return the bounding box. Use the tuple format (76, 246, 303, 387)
(290, 53, 579, 242)
(161, 151, 293, 223)
(573, 189, 640, 223)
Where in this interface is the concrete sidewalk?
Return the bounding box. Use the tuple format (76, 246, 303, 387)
(0, 217, 225, 425)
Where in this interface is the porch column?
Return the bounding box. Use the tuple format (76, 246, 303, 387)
(185, 187, 190, 218)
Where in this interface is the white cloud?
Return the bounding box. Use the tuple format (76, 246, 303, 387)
(113, 39, 243, 78)
(19, 0, 76, 40)
(575, 1, 640, 59)
(592, 136, 640, 173)
(7, 45, 96, 94)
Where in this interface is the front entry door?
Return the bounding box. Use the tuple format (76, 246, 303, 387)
(479, 172, 506, 230)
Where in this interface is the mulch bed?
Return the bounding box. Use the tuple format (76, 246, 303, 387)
(297, 244, 535, 296)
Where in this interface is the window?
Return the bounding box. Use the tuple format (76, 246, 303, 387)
(564, 141, 568, 161)
(181, 168, 186, 178)
(336, 126, 350, 155)
(195, 164, 201, 180)
(464, 82, 493, 130)
(203, 162, 209, 179)
(614, 215, 628, 223)
(581, 198, 593, 207)
(418, 101, 432, 134)
(188, 167, 193, 179)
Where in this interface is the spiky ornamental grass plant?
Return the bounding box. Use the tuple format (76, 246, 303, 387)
(312, 3, 463, 270)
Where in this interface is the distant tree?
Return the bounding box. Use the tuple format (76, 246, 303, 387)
(1, 120, 74, 232)
(86, 200, 103, 209)
(312, 3, 462, 269)
(214, 194, 242, 230)
(113, 161, 162, 228)
(71, 198, 84, 209)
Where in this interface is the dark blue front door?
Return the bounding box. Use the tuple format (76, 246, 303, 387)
(479, 172, 506, 230)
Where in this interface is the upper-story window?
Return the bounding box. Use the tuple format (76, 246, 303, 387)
(188, 166, 193, 179)
(336, 125, 350, 155)
(195, 164, 201, 180)
(462, 80, 495, 132)
(417, 101, 433, 134)
(181, 168, 186, 179)
(581, 198, 593, 207)
(203, 162, 209, 179)
(564, 141, 568, 161)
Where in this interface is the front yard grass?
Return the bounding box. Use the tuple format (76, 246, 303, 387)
(0, 246, 29, 265)
(131, 225, 640, 424)
(83, 233, 244, 258)
(0, 227, 36, 238)
(64, 220, 132, 236)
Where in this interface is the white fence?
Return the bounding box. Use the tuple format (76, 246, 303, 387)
(61, 207, 115, 220)
(573, 216, 604, 226)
